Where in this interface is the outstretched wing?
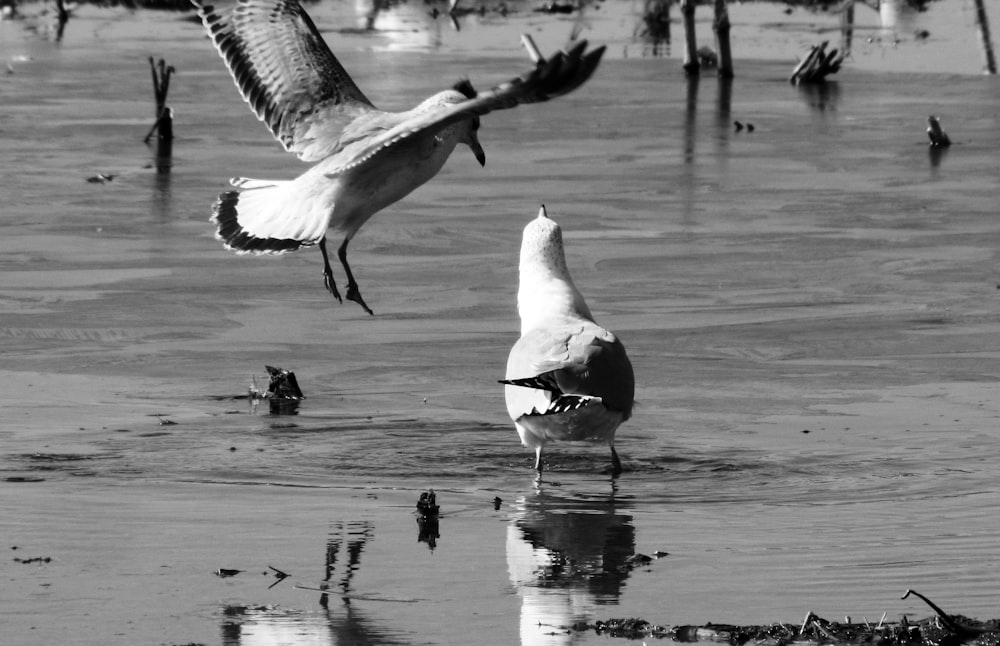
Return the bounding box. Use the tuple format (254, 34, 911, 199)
(192, 0, 379, 162)
(325, 39, 607, 175)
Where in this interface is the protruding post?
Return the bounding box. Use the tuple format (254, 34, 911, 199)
(680, 0, 699, 75)
(974, 0, 997, 74)
(840, 0, 855, 58)
(144, 57, 175, 146)
(713, 0, 733, 78)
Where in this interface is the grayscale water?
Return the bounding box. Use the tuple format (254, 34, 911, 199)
(2, 1, 1000, 644)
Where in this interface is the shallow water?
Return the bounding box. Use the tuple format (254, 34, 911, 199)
(3, 1, 1000, 645)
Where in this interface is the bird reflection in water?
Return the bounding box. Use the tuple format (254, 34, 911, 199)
(220, 520, 411, 645)
(506, 484, 636, 645)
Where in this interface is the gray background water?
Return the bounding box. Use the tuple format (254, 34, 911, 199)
(2, 1, 1000, 644)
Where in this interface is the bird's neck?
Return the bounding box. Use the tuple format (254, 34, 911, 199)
(517, 268, 593, 333)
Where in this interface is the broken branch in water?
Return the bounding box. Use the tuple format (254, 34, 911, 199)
(901, 589, 986, 638)
(790, 41, 844, 84)
(144, 57, 174, 144)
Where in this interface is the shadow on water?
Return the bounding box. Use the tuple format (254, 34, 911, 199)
(220, 520, 417, 645)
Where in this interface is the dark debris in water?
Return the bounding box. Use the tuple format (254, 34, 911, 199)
(214, 568, 243, 578)
(416, 490, 440, 550)
(572, 590, 1000, 645)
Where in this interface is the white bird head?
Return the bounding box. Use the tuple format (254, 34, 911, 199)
(517, 205, 594, 332)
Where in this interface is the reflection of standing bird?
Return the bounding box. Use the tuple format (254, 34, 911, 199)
(506, 486, 635, 645)
(502, 206, 634, 476)
(191, 0, 605, 315)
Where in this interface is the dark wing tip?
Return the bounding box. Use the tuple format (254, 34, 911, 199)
(453, 78, 478, 99)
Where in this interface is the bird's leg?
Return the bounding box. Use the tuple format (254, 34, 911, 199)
(534, 447, 544, 475)
(337, 238, 373, 316)
(610, 445, 622, 478)
(319, 238, 343, 304)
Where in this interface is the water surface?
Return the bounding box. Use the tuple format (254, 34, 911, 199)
(2, 1, 1000, 645)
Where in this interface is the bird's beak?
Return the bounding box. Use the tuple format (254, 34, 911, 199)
(468, 133, 486, 167)
(538, 204, 548, 219)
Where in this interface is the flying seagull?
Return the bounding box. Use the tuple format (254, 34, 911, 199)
(191, 0, 606, 315)
(501, 205, 634, 477)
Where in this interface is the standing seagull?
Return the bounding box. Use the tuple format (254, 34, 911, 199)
(191, 0, 606, 315)
(502, 206, 634, 477)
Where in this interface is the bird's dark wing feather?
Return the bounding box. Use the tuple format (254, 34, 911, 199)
(192, 0, 378, 162)
(325, 40, 606, 175)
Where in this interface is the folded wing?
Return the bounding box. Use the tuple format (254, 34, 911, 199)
(504, 322, 633, 419)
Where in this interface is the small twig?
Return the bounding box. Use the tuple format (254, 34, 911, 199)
(811, 620, 837, 640)
(293, 585, 419, 602)
(520, 34, 545, 65)
(800, 611, 816, 635)
(268, 565, 290, 579)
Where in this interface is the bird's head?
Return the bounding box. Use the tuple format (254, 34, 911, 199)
(520, 205, 569, 277)
(452, 79, 485, 167)
(516, 205, 594, 328)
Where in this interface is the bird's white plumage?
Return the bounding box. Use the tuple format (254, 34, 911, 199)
(191, 0, 607, 314)
(503, 206, 634, 475)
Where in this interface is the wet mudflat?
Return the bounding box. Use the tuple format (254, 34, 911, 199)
(2, 1, 1000, 645)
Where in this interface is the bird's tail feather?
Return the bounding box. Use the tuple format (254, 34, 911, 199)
(211, 177, 328, 254)
(498, 373, 560, 392)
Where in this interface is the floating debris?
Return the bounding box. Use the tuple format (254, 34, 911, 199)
(214, 568, 243, 578)
(492, 496, 503, 510)
(416, 490, 440, 550)
(927, 116, 951, 147)
(86, 173, 116, 184)
(534, 1, 575, 14)
(697, 46, 718, 68)
(249, 365, 304, 401)
(13, 556, 51, 564)
(267, 565, 290, 589)
(248, 365, 305, 414)
(416, 490, 439, 517)
(571, 590, 1000, 644)
(790, 41, 844, 84)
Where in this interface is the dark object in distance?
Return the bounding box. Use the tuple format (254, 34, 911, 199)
(790, 41, 843, 84)
(265, 365, 304, 400)
(215, 568, 242, 577)
(927, 116, 951, 147)
(417, 490, 439, 517)
(416, 490, 440, 549)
